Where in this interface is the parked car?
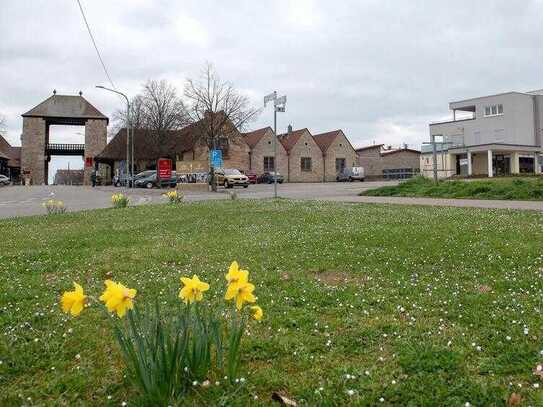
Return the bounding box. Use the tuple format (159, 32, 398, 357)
(336, 167, 365, 182)
(113, 170, 154, 187)
(258, 171, 284, 184)
(134, 171, 177, 188)
(241, 170, 258, 184)
(0, 174, 10, 186)
(215, 168, 249, 188)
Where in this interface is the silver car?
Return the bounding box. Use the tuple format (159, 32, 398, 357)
(0, 174, 10, 186)
(336, 167, 365, 182)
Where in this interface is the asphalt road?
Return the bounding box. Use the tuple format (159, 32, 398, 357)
(2, 180, 543, 219)
(0, 181, 391, 219)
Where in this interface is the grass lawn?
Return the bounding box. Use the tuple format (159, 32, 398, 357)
(361, 176, 543, 201)
(2, 200, 543, 405)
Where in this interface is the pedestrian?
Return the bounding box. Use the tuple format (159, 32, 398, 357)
(91, 170, 97, 187)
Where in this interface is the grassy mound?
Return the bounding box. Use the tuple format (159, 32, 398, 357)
(2, 200, 543, 405)
(361, 176, 543, 200)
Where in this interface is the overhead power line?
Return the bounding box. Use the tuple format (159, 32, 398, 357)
(76, 0, 116, 90)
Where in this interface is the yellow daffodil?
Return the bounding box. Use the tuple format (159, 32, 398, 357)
(225, 261, 249, 285)
(250, 305, 263, 321)
(61, 282, 86, 316)
(179, 275, 210, 304)
(99, 280, 137, 318)
(225, 280, 256, 310)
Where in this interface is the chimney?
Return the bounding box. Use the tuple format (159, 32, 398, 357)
(287, 124, 293, 134)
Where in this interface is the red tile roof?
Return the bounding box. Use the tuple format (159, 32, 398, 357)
(243, 127, 272, 149)
(0, 135, 20, 167)
(98, 128, 194, 161)
(313, 130, 342, 153)
(278, 128, 309, 151)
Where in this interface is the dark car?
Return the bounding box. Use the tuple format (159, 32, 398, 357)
(258, 171, 284, 184)
(135, 171, 177, 188)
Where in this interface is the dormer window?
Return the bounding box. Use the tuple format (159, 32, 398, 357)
(484, 104, 503, 117)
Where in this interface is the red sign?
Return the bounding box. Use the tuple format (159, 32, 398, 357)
(85, 157, 93, 167)
(157, 158, 172, 180)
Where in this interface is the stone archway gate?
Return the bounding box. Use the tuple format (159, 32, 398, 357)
(21, 92, 108, 185)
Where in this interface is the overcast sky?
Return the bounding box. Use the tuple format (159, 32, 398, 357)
(2, 1, 543, 180)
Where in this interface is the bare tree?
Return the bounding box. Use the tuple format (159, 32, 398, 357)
(112, 94, 146, 133)
(184, 62, 260, 190)
(112, 80, 188, 159)
(141, 79, 188, 144)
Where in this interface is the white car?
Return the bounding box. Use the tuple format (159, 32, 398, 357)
(0, 174, 10, 186)
(336, 167, 365, 182)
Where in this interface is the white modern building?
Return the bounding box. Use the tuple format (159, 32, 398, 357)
(422, 90, 543, 178)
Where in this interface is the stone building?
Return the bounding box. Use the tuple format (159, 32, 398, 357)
(356, 144, 421, 179)
(0, 134, 21, 182)
(97, 113, 250, 182)
(20, 92, 108, 185)
(243, 127, 288, 175)
(53, 169, 84, 185)
(278, 127, 323, 182)
(313, 130, 358, 181)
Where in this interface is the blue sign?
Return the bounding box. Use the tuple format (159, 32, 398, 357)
(210, 149, 223, 168)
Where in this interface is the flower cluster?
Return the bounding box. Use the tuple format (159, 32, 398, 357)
(60, 279, 137, 318)
(59, 261, 264, 404)
(111, 193, 129, 208)
(164, 190, 183, 203)
(178, 261, 263, 320)
(43, 199, 66, 215)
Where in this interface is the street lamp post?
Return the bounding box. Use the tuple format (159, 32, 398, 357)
(264, 92, 287, 199)
(96, 85, 132, 187)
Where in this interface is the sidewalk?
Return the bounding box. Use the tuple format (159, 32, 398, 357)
(320, 195, 543, 211)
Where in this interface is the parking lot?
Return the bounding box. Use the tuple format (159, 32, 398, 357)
(0, 181, 396, 219)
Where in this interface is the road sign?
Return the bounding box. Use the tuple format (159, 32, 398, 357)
(275, 95, 287, 106)
(158, 158, 172, 180)
(264, 91, 277, 106)
(210, 149, 223, 168)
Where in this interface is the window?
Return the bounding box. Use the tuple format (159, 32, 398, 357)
(263, 156, 275, 172)
(484, 104, 504, 117)
(335, 158, 346, 173)
(301, 157, 312, 171)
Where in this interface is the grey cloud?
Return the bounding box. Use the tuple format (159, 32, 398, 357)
(2, 0, 543, 157)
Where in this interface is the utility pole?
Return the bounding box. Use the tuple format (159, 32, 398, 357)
(431, 134, 438, 183)
(264, 91, 287, 198)
(96, 85, 132, 187)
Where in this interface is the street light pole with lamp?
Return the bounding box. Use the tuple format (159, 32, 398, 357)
(264, 91, 287, 199)
(95, 85, 132, 187)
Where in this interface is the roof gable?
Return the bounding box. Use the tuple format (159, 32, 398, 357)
(278, 128, 311, 151)
(243, 127, 272, 149)
(22, 94, 108, 122)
